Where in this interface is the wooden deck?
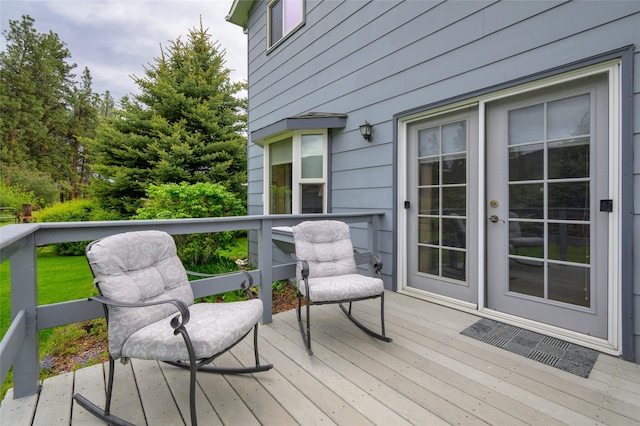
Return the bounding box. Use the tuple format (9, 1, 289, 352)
(2, 291, 640, 425)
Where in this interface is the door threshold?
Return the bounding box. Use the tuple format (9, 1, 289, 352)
(398, 287, 619, 356)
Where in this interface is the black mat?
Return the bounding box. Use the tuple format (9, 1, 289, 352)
(461, 318, 599, 378)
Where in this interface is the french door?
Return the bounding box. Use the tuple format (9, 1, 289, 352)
(403, 70, 613, 342)
(485, 73, 610, 338)
(406, 108, 478, 303)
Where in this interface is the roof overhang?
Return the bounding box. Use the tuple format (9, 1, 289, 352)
(226, 0, 255, 29)
(251, 112, 348, 146)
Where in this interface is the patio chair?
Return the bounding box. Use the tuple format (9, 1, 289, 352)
(73, 230, 272, 426)
(292, 220, 392, 355)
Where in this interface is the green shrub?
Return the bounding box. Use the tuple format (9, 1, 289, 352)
(36, 200, 122, 255)
(0, 181, 38, 211)
(135, 182, 245, 267)
(7, 168, 59, 207)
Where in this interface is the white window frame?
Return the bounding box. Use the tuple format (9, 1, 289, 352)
(263, 129, 328, 214)
(267, 0, 305, 51)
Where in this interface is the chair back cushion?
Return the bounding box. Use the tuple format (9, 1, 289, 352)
(86, 230, 194, 359)
(292, 220, 357, 280)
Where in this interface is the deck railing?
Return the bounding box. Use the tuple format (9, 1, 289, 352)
(0, 212, 384, 399)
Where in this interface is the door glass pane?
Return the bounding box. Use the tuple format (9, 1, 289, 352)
(508, 260, 544, 297)
(419, 217, 439, 244)
(442, 121, 466, 153)
(419, 127, 439, 156)
(548, 138, 589, 179)
(419, 158, 439, 185)
(548, 94, 590, 139)
(548, 222, 590, 264)
(442, 154, 466, 184)
(442, 186, 465, 215)
(548, 264, 590, 307)
(509, 104, 544, 145)
(301, 183, 323, 213)
(301, 134, 323, 178)
(509, 144, 543, 181)
(509, 183, 543, 219)
(548, 182, 589, 220)
(442, 249, 465, 280)
(419, 187, 439, 215)
(418, 246, 439, 275)
(442, 218, 465, 249)
(509, 221, 544, 258)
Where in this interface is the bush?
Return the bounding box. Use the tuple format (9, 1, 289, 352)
(0, 181, 38, 211)
(7, 168, 59, 207)
(135, 182, 245, 267)
(36, 200, 122, 255)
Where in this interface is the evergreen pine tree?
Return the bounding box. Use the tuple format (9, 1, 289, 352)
(89, 20, 248, 215)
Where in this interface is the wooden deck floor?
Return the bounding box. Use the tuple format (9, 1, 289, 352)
(2, 291, 640, 425)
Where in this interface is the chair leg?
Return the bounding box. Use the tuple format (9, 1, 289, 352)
(73, 357, 136, 426)
(338, 293, 392, 343)
(296, 291, 313, 355)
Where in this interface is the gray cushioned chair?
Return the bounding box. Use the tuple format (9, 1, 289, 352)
(292, 220, 391, 355)
(73, 230, 272, 426)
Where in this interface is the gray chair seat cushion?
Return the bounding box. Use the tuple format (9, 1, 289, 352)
(121, 298, 264, 361)
(302, 274, 384, 303)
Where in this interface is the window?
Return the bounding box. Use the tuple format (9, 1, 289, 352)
(265, 130, 327, 214)
(268, 0, 304, 50)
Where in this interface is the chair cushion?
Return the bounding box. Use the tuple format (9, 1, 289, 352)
(121, 299, 264, 361)
(86, 230, 194, 359)
(301, 274, 384, 302)
(292, 220, 357, 281)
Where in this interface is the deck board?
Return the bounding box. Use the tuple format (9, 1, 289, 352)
(31, 371, 73, 425)
(2, 291, 640, 425)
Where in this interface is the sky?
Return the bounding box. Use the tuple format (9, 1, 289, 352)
(0, 0, 249, 102)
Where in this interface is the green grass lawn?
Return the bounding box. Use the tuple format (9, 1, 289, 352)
(0, 246, 95, 400)
(0, 246, 95, 337)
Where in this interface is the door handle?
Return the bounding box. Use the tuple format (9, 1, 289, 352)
(488, 215, 505, 223)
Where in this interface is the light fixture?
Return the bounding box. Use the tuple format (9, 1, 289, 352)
(359, 121, 373, 141)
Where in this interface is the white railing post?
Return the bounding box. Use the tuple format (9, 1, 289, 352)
(10, 233, 39, 398)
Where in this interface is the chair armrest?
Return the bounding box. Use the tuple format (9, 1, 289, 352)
(372, 254, 383, 273)
(298, 260, 311, 300)
(300, 260, 310, 278)
(239, 270, 256, 299)
(89, 295, 190, 329)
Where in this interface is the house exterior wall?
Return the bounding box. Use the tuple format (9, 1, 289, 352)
(238, 0, 640, 362)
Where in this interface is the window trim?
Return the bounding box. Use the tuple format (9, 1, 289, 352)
(263, 129, 328, 214)
(267, 0, 305, 52)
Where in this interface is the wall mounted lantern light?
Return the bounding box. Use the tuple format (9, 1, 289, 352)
(359, 121, 373, 142)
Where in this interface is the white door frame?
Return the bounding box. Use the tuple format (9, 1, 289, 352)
(397, 60, 622, 355)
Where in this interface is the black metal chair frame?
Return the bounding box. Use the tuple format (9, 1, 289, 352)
(73, 247, 272, 426)
(296, 254, 392, 356)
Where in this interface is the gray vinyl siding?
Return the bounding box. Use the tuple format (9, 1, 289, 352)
(242, 0, 640, 362)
